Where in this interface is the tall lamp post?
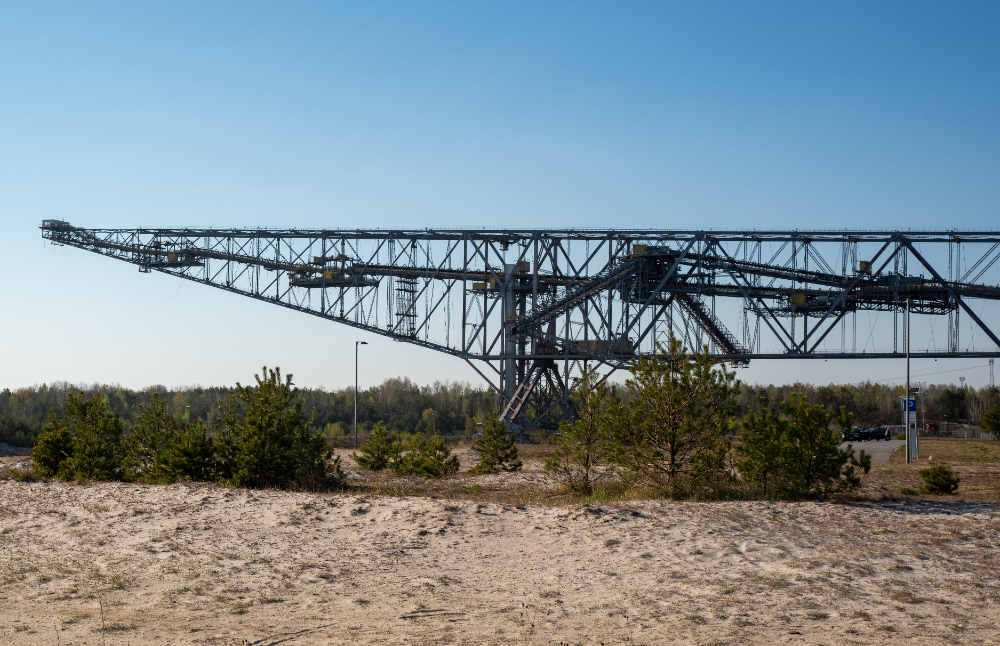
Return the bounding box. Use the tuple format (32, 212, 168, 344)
(355, 341, 368, 449)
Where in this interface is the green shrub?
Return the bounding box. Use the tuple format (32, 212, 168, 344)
(736, 393, 871, 498)
(225, 367, 342, 491)
(31, 415, 75, 478)
(982, 402, 1000, 440)
(610, 334, 738, 497)
(33, 368, 344, 491)
(159, 420, 218, 483)
(0, 416, 40, 448)
(735, 394, 788, 498)
(125, 394, 177, 482)
(918, 464, 959, 495)
(544, 368, 613, 493)
(353, 422, 399, 471)
(32, 393, 125, 481)
(392, 435, 460, 478)
(470, 418, 522, 475)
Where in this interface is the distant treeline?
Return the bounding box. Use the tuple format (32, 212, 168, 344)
(0, 377, 499, 448)
(1, 375, 997, 448)
(737, 381, 999, 430)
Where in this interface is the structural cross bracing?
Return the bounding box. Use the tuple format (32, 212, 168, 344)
(41, 222, 1000, 431)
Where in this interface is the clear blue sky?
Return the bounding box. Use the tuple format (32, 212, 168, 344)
(2, 1, 998, 391)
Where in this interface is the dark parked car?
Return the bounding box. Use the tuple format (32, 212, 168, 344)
(842, 428, 861, 442)
(858, 428, 873, 442)
(869, 427, 890, 441)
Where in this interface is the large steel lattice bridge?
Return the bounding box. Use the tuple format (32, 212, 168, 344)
(41, 222, 1000, 431)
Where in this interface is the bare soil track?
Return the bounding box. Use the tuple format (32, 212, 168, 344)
(0, 477, 998, 645)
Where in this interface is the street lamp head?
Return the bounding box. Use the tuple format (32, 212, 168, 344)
(357, 341, 368, 346)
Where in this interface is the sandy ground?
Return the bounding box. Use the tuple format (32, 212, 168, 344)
(1, 478, 998, 646)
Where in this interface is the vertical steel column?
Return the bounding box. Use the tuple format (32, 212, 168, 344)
(532, 234, 539, 355)
(502, 262, 517, 410)
(462, 236, 467, 353)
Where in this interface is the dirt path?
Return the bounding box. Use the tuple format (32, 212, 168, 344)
(0, 479, 998, 645)
(840, 439, 905, 463)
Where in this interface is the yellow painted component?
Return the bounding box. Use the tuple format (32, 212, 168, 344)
(167, 252, 178, 262)
(858, 261, 871, 273)
(632, 244, 648, 256)
(791, 292, 806, 306)
(517, 261, 530, 273)
(472, 282, 486, 290)
(488, 275, 498, 288)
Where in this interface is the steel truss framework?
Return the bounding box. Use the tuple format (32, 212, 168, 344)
(41, 222, 1000, 431)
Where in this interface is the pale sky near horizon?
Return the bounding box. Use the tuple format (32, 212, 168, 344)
(2, 1, 999, 392)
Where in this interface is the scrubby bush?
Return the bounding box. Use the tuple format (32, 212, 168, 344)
(544, 368, 614, 493)
(0, 416, 40, 448)
(919, 464, 959, 495)
(736, 393, 871, 498)
(610, 334, 738, 497)
(393, 434, 460, 478)
(224, 367, 341, 490)
(354, 422, 399, 471)
(31, 418, 75, 477)
(32, 393, 125, 481)
(125, 393, 177, 482)
(470, 418, 522, 475)
(735, 393, 788, 498)
(981, 401, 1000, 440)
(33, 367, 343, 491)
(159, 420, 218, 483)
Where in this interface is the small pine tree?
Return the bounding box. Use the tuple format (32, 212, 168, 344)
(159, 420, 218, 483)
(32, 393, 125, 481)
(735, 393, 789, 498)
(126, 393, 177, 482)
(779, 394, 870, 496)
(224, 367, 341, 490)
(919, 464, 959, 495)
(32, 413, 75, 478)
(544, 368, 614, 494)
(609, 334, 738, 497)
(212, 392, 242, 483)
(354, 422, 399, 471)
(981, 401, 1000, 440)
(735, 393, 872, 498)
(470, 418, 522, 475)
(392, 434, 460, 478)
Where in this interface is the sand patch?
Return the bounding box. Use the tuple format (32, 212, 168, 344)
(0, 479, 997, 644)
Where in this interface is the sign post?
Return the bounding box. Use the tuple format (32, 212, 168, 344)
(902, 395, 918, 461)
